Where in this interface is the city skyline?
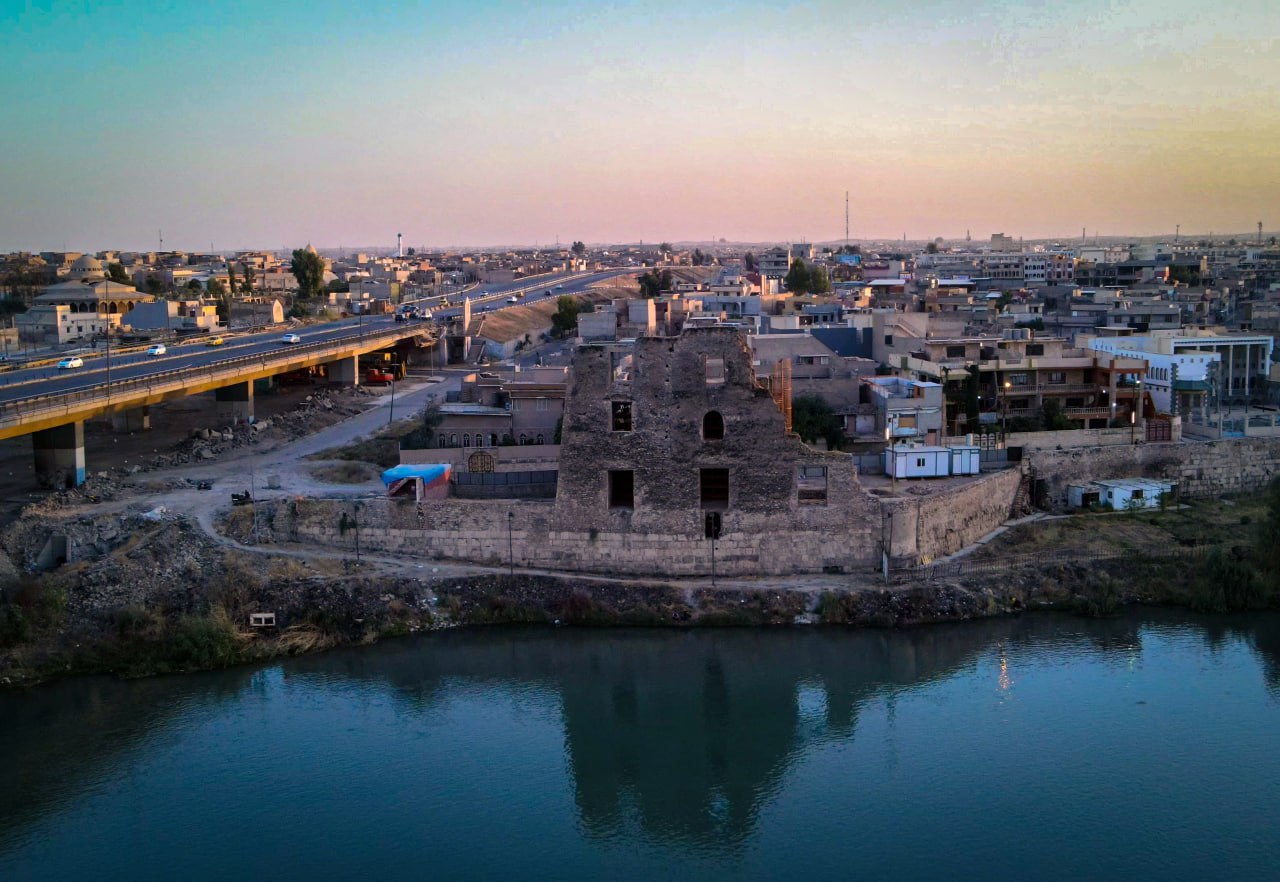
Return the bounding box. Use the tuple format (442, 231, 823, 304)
(2, 0, 1277, 252)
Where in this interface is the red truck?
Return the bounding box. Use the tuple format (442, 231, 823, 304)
(365, 368, 396, 385)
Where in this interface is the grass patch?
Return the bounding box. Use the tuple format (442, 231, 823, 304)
(310, 462, 376, 484)
(309, 418, 421, 469)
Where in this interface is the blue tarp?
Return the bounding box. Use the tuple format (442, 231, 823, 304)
(381, 464, 450, 486)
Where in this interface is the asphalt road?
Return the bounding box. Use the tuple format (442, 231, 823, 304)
(0, 269, 633, 407)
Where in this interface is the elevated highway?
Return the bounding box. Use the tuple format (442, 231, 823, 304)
(1, 267, 635, 487)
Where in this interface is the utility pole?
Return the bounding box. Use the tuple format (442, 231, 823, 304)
(507, 511, 515, 577)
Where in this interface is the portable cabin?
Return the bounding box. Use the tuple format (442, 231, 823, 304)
(948, 445, 981, 476)
(884, 444, 951, 479)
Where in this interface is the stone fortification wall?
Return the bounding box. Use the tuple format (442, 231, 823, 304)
(879, 468, 1023, 564)
(266, 494, 881, 577)
(1029, 437, 1280, 509)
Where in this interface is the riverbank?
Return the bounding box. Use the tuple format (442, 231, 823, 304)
(2, 486, 1278, 689)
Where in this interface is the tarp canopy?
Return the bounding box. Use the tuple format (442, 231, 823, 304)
(381, 464, 450, 486)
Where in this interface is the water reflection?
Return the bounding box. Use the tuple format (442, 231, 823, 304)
(3, 610, 1279, 855)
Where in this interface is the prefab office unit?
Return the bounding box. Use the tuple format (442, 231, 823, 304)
(948, 445, 981, 476)
(1068, 478, 1173, 510)
(884, 445, 952, 479)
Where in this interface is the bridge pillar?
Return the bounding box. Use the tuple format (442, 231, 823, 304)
(215, 382, 255, 424)
(327, 356, 360, 386)
(111, 406, 151, 433)
(33, 421, 86, 488)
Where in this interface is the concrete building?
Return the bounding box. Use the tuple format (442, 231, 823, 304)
(435, 366, 568, 448)
(15, 256, 152, 343)
(863, 376, 945, 444)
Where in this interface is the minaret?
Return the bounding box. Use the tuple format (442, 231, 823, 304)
(397, 233, 403, 258)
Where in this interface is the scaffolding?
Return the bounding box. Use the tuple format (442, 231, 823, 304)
(770, 359, 793, 433)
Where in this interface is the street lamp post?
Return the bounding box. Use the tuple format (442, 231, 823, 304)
(1002, 380, 1011, 438)
(507, 511, 515, 577)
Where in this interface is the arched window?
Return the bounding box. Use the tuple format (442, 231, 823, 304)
(519, 434, 528, 445)
(438, 434, 446, 448)
(703, 410, 725, 441)
(489, 433, 498, 447)
(536, 434, 545, 445)
(463, 434, 472, 447)
(449, 433, 458, 447)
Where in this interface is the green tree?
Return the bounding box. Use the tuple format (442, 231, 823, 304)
(550, 295, 585, 336)
(925, 242, 939, 254)
(637, 269, 672, 298)
(839, 244, 861, 255)
(1041, 399, 1074, 431)
(784, 259, 811, 294)
(290, 248, 326, 300)
(106, 262, 131, 284)
(407, 246, 416, 256)
(185, 279, 203, 293)
(743, 251, 757, 272)
(241, 264, 255, 294)
(144, 275, 166, 296)
(571, 240, 586, 257)
(791, 394, 844, 449)
(808, 264, 831, 294)
(206, 278, 227, 298)
(657, 242, 673, 256)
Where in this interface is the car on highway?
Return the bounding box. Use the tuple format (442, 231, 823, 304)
(506, 296, 519, 303)
(206, 336, 225, 346)
(280, 333, 302, 344)
(146, 344, 167, 357)
(57, 357, 84, 370)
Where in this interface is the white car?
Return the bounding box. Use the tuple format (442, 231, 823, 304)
(507, 296, 519, 303)
(146, 344, 167, 357)
(57, 357, 84, 370)
(280, 333, 302, 344)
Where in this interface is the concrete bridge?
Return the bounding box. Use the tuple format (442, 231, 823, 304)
(0, 317, 435, 487)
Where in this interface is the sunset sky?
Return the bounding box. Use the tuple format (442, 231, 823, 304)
(2, 0, 1277, 251)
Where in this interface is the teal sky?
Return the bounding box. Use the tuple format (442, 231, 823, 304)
(2, 0, 1277, 251)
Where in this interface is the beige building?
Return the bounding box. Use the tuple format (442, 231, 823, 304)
(16, 256, 152, 343)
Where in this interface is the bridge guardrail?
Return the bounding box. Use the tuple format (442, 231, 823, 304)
(0, 324, 431, 428)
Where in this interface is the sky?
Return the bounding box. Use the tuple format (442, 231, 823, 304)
(1, 0, 1277, 251)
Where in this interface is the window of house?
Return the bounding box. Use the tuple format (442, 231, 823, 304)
(1132, 489, 1144, 499)
(1009, 373, 1029, 385)
(945, 345, 966, 358)
(797, 466, 827, 504)
(700, 468, 729, 510)
(916, 458, 926, 467)
(1047, 371, 1066, 384)
(519, 434, 528, 445)
(438, 434, 446, 448)
(702, 411, 724, 441)
(608, 470, 634, 509)
(536, 398, 550, 411)
(449, 433, 458, 446)
(611, 400, 632, 431)
(536, 434, 545, 445)
(705, 356, 725, 385)
(463, 435, 471, 447)
(884, 334, 894, 346)
(1026, 343, 1045, 356)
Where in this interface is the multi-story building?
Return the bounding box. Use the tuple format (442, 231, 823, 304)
(435, 366, 568, 448)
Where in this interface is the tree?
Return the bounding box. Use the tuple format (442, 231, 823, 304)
(290, 248, 326, 300)
(839, 244, 861, 255)
(743, 251, 757, 272)
(571, 241, 586, 257)
(185, 279, 203, 293)
(658, 242, 672, 255)
(692, 248, 706, 266)
(1041, 399, 1074, 431)
(808, 264, 831, 294)
(106, 262, 131, 284)
(550, 295, 584, 336)
(791, 394, 844, 449)
(241, 265, 255, 294)
(925, 242, 939, 254)
(144, 275, 166, 296)
(1, 256, 48, 306)
(637, 268, 672, 298)
(407, 246, 416, 257)
(206, 278, 227, 298)
(784, 259, 811, 294)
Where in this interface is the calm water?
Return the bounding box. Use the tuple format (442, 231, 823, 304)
(2, 612, 1279, 881)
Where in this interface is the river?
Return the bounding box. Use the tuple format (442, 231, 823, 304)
(2, 611, 1279, 880)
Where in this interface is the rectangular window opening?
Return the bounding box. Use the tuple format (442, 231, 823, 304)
(797, 465, 828, 504)
(700, 468, 729, 510)
(611, 400, 632, 432)
(705, 356, 725, 385)
(608, 470, 634, 509)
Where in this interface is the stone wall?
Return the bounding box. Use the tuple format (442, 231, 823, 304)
(1029, 437, 1280, 509)
(879, 467, 1023, 564)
